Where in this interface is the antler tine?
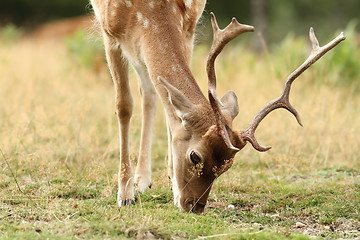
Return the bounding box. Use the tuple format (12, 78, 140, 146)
(241, 28, 346, 152)
(207, 12, 254, 93)
(207, 12, 254, 151)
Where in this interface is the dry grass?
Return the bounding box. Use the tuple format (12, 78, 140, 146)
(0, 32, 359, 239)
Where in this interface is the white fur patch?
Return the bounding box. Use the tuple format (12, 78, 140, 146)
(143, 18, 149, 28)
(171, 64, 182, 73)
(124, 0, 132, 7)
(184, 0, 193, 8)
(171, 146, 181, 208)
(136, 12, 143, 21)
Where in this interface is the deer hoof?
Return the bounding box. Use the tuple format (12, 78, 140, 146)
(134, 182, 152, 195)
(134, 175, 152, 194)
(118, 199, 135, 207)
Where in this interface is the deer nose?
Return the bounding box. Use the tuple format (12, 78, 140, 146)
(185, 200, 206, 214)
(191, 202, 205, 214)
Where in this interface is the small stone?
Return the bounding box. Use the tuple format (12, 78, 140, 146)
(227, 204, 235, 209)
(138, 231, 156, 239)
(295, 222, 306, 228)
(324, 226, 330, 230)
(303, 228, 315, 235)
(253, 223, 264, 230)
(144, 231, 156, 239)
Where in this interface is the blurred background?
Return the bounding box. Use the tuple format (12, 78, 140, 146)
(1, 0, 358, 87)
(0, 0, 359, 42)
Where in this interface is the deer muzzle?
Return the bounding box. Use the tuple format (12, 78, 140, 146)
(182, 198, 207, 214)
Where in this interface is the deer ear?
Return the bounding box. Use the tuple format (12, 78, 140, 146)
(158, 77, 194, 121)
(220, 91, 239, 120)
(179, 0, 206, 22)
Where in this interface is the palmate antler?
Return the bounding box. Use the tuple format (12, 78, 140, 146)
(207, 13, 346, 152)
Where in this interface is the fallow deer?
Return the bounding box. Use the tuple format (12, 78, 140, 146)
(90, 0, 345, 213)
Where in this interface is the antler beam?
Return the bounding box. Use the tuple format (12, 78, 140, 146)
(240, 28, 346, 152)
(207, 12, 254, 151)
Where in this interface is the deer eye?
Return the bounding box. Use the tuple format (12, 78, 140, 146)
(190, 151, 201, 165)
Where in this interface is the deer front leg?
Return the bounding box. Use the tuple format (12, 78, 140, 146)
(133, 66, 156, 193)
(103, 35, 134, 206)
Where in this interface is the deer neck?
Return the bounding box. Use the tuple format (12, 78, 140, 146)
(141, 28, 206, 102)
(122, 18, 213, 129)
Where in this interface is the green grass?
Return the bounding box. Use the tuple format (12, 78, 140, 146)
(0, 26, 359, 239)
(1, 168, 358, 239)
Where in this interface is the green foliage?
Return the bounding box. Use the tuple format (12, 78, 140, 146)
(65, 30, 104, 69)
(326, 21, 360, 89)
(270, 33, 308, 80)
(268, 21, 360, 92)
(0, 24, 22, 44)
(267, 0, 358, 40)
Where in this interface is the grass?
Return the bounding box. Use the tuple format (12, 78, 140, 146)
(0, 26, 359, 239)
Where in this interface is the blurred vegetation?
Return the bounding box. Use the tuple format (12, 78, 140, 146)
(0, 24, 23, 45)
(207, 0, 360, 42)
(0, 0, 360, 92)
(65, 30, 104, 69)
(1, 0, 359, 43)
(0, 0, 89, 27)
(266, 20, 359, 91)
(0, 0, 358, 90)
(328, 21, 360, 89)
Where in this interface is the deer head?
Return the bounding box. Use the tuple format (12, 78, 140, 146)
(161, 13, 345, 213)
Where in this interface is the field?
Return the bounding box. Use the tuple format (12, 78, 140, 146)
(0, 25, 359, 239)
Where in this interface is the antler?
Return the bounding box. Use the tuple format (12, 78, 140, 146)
(207, 12, 254, 151)
(240, 28, 346, 152)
